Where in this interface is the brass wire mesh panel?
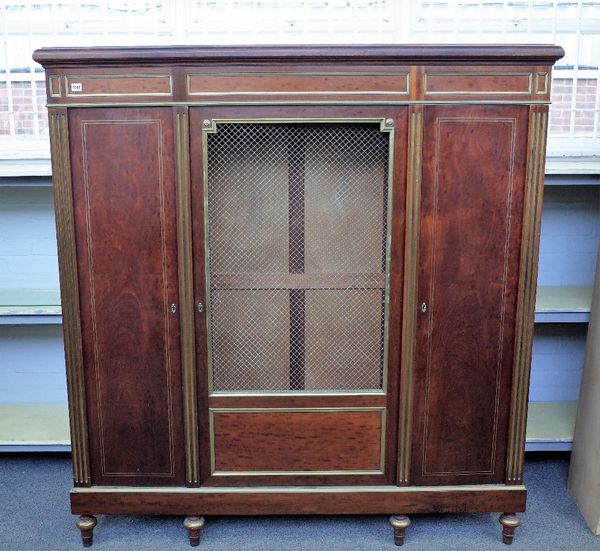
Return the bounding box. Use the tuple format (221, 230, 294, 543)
(205, 122, 391, 392)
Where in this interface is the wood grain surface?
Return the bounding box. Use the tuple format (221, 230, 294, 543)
(70, 485, 527, 516)
(212, 409, 383, 472)
(411, 105, 528, 486)
(69, 107, 185, 486)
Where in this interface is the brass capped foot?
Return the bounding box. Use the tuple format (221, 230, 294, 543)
(389, 515, 411, 546)
(184, 516, 205, 547)
(499, 513, 520, 545)
(76, 515, 97, 547)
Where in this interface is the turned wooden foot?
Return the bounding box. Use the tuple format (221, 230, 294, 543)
(75, 515, 97, 547)
(183, 516, 205, 547)
(499, 513, 520, 545)
(389, 515, 411, 546)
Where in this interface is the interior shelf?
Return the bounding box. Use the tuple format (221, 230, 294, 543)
(534, 285, 593, 323)
(525, 401, 577, 452)
(0, 403, 70, 452)
(0, 159, 52, 179)
(0, 288, 62, 324)
(0, 176, 53, 187)
(543, 174, 600, 185)
(545, 157, 600, 176)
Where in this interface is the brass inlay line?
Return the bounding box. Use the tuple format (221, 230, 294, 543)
(210, 390, 386, 398)
(397, 108, 422, 484)
(48, 75, 62, 98)
(201, 125, 214, 397)
(383, 121, 396, 398)
(379, 407, 387, 472)
(506, 109, 548, 483)
(188, 91, 408, 97)
(202, 117, 396, 132)
(189, 71, 410, 77)
(49, 111, 90, 485)
(424, 72, 533, 95)
(212, 470, 383, 476)
(208, 407, 386, 476)
(72, 483, 526, 494)
(176, 110, 200, 485)
(535, 72, 549, 95)
(210, 272, 386, 290)
(64, 73, 173, 97)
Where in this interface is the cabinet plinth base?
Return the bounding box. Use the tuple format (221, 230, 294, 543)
(75, 515, 97, 547)
(389, 515, 410, 545)
(71, 485, 526, 516)
(183, 516, 205, 546)
(499, 513, 520, 544)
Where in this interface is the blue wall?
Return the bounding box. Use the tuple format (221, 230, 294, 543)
(539, 186, 600, 286)
(0, 186, 58, 288)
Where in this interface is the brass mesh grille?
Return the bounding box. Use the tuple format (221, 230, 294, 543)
(205, 122, 391, 392)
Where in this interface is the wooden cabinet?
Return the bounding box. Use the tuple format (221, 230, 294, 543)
(33, 44, 563, 547)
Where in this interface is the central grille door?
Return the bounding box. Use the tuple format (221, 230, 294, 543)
(190, 107, 407, 486)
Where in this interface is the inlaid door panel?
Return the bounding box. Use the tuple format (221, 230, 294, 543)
(190, 106, 407, 485)
(411, 105, 528, 486)
(211, 409, 385, 474)
(69, 108, 185, 486)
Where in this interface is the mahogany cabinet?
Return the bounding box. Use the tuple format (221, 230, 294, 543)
(33, 44, 563, 547)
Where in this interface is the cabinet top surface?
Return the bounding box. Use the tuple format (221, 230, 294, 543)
(33, 44, 564, 67)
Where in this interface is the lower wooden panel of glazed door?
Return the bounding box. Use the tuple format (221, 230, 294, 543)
(68, 107, 185, 486)
(210, 408, 385, 476)
(410, 105, 528, 486)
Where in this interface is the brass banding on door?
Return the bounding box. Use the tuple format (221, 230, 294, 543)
(203, 121, 394, 393)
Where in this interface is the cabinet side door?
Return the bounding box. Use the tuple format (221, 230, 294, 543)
(69, 107, 185, 486)
(411, 105, 528, 486)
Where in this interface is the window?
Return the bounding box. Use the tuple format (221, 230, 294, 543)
(1, 1, 598, 160)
